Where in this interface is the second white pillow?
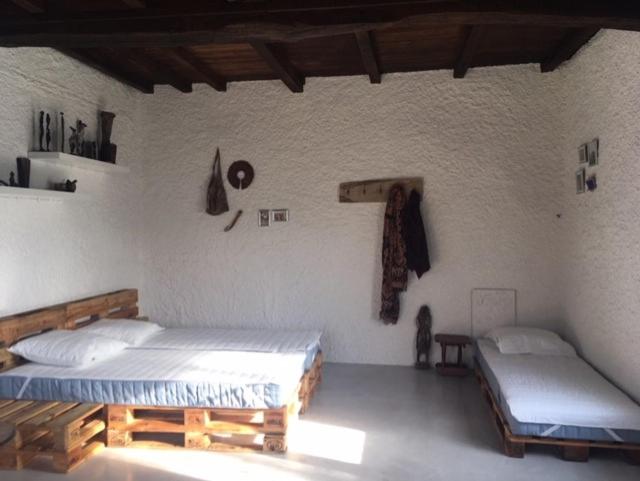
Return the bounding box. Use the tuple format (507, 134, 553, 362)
(82, 318, 163, 346)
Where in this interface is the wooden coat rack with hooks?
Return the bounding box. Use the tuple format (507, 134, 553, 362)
(338, 177, 423, 203)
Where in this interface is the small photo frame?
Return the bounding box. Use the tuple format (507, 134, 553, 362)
(587, 138, 599, 167)
(578, 144, 588, 164)
(258, 209, 270, 227)
(271, 209, 289, 223)
(576, 168, 586, 194)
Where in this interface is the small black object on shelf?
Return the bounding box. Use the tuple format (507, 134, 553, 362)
(38, 111, 44, 152)
(16, 157, 30, 188)
(45, 113, 51, 151)
(99, 111, 117, 163)
(53, 179, 77, 193)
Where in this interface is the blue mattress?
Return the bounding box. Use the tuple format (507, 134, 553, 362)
(0, 349, 313, 409)
(475, 340, 640, 443)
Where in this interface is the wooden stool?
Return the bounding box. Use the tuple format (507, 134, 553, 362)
(434, 334, 472, 377)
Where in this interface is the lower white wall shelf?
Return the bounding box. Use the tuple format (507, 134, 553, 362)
(0, 186, 85, 202)
(28, 151, 130, 174)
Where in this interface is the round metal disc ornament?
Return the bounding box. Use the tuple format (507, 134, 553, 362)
(227, 160, 254, 190)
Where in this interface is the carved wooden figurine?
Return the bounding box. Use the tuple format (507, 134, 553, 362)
(415, 305, 432, 369)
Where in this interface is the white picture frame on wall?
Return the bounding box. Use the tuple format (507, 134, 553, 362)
(576, 168, 586, 194)
(578, 144, 588, 164)
(271, 209, 289, 223)
(587, 138, 599, 167)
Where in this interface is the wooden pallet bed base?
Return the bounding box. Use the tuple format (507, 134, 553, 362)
(0, 400, 105, 472)
(0, 290, 324, 460)
(299, 351, 323, 414)
(474, 362, 640, 464)
(106, 352, 323, 453)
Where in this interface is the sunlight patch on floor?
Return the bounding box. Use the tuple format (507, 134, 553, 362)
(288, 420, 366, 465)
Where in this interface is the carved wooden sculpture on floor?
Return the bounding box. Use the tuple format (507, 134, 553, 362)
(415, 305, 432, 369)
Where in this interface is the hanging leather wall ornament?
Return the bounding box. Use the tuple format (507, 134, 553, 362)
(227, 160, 254, 190)
(206, 148, 230, 216)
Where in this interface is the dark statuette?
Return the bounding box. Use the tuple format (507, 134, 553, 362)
(53, 179, 77, 193)
(0, 172, 18, 187)
(99, 111, 117, 163)
(45, 113, 51, 151)
(60, 112, 65, 153)
(68, 120, 87, 155)
(38, 111, 44, 151)
(16, 157, 30, 188)
(415, 305, 432, 370)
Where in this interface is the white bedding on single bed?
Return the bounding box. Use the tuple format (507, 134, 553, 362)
(136, 327, 322, 353)
(477, 339, 640, 430)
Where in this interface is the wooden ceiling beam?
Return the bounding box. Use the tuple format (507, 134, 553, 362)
(355, 31, 381, 84)
(8, 0, 44, 13)
(120, 0, 146, 8)
(0, 2, 639, 48)
(170, 47, 227, 92)
(131, 53, 193, 93)
(540, 28, 600, 73)
(250, 40, 304, 93)
(58, 49, 154, 94)
(453, 25, 485, 79)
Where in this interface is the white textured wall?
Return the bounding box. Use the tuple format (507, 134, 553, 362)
(0, 48, 144, 315)
(556, 30, 640, 400)
(141, 68, 565, 365)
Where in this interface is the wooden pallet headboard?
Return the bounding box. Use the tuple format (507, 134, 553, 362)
(0, 289, 138, 372)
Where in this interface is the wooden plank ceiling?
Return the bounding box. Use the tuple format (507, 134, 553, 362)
(1, 1, 638, 94)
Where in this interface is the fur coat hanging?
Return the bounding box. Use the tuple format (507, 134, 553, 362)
(379, 184, 408, 324)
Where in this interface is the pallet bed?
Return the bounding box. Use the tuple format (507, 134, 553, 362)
(475, 362, 640, 464)
(0, 400, 105, 472)
(0, 290, 323, 472)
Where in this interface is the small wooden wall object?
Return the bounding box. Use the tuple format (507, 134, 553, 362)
(338, 177, 423, 203)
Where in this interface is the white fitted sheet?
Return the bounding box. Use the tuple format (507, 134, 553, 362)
(477, 339, 640, 430)
(136, 328, 322, 353)
(0, 349, 307, 409)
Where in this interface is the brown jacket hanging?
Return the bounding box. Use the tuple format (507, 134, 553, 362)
(206, 148, 229, 216)
(380, 184, 408, 324)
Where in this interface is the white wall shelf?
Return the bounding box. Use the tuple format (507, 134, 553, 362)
(0, 186, 85, 202)
(28, 151, 130, 174)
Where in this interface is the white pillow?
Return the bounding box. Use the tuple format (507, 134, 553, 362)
(9, 330, 128, 367)
(486, 326, 576, 357)
(82, 318, 163, 346)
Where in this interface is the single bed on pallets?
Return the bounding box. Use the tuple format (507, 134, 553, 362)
(0, 290, 323, 472)
(474, 338, 640, 464)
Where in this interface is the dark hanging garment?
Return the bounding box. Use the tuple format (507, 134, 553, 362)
(380, 184, 408, 324)
(206, 148, 229, 216)
(404, 189, 431, 278)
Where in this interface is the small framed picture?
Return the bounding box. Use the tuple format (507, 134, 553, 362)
(271, 209, 289, 223)
(576, 168, 586, 194)
(258, 209, 270, 227)
(587, 138, 599, 167)
(578, 144, 588, 164)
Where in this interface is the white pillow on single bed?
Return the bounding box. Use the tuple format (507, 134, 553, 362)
(486, 326, 576, 356)
(81, 318, 163, 346)
(9, 330, 128, 367)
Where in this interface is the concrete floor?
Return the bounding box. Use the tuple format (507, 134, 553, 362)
(3, 363, 639, 481)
